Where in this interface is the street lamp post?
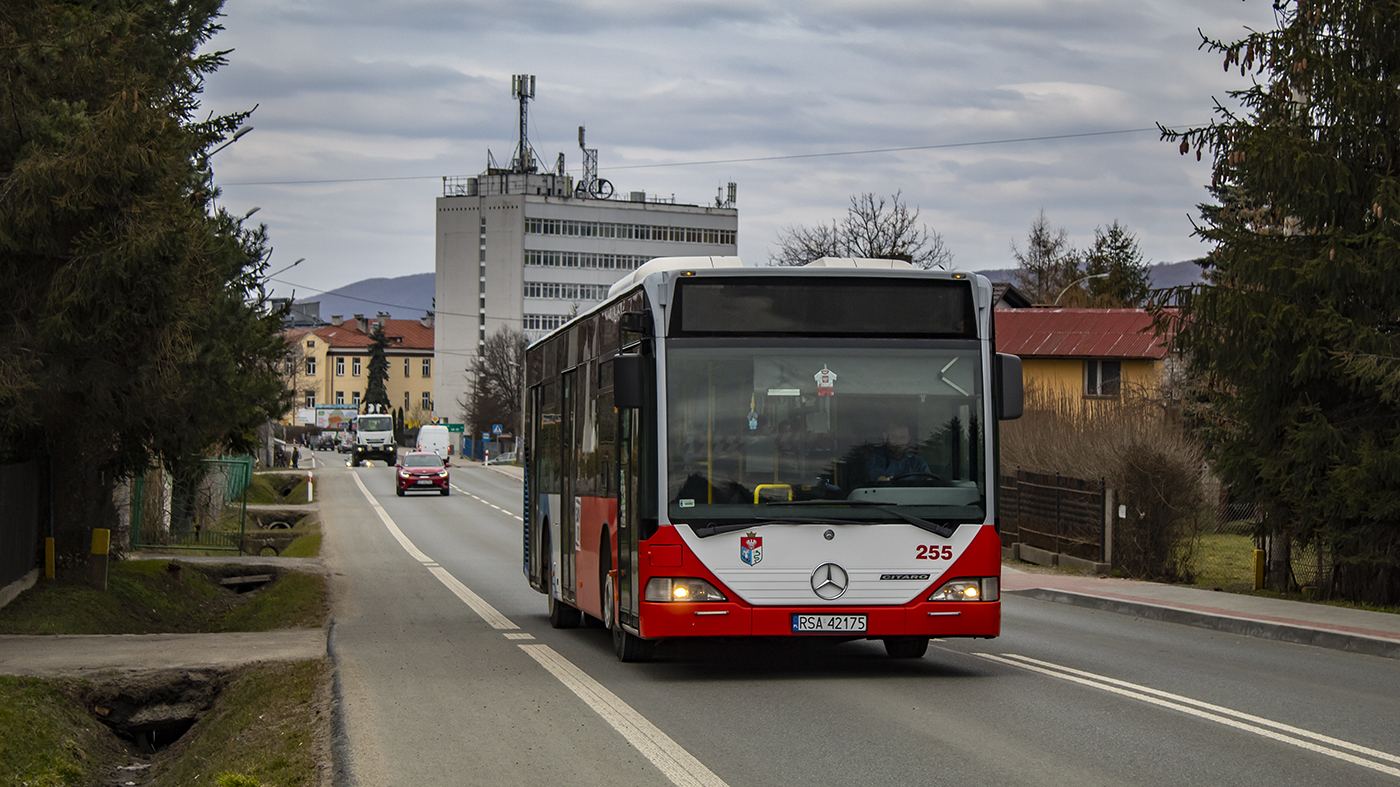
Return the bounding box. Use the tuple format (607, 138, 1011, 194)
(264, 257, 305, 281)
(1052, 272, 1111, 306)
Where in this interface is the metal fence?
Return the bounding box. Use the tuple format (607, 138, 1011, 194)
(130, 458, 252, 552)
(999, 469, 1107, 562)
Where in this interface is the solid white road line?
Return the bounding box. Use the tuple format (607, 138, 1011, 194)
(520, 644, 731, 787)
(350, 472, 728, 787)
(979, 653, 1400, 779)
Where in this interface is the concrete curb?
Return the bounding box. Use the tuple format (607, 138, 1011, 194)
(0, 568, 39, 612)
(1009, 587, 1400, 660)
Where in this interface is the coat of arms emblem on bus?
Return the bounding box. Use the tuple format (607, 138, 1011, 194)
(740, 532, 763, 566)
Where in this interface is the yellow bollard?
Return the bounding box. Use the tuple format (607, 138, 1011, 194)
(89, 528, 111, 591)
(1253, 548, 1266, 591)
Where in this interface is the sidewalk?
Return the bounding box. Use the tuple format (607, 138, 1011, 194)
(1003, 565, 1400, 659)
(479, 461, 523, 481)
(0, 629, 328, 677)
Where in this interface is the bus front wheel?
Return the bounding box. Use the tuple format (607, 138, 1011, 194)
(883, 636, 929, 659)
(612, 621, 656, 662)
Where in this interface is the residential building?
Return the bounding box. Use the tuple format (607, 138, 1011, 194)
(994, 308, 1174, 400)
(280, 312, 437, 424)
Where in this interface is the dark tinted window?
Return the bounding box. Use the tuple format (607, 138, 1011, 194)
(672, 278, 976, 338)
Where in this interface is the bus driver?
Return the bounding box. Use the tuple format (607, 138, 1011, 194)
(863, 423, 932, 484)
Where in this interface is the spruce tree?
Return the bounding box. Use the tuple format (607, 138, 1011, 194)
(364, 323, 391, 411)
(1084, 221, 1151, 308)
(1161, 0, 1400, 603)
(0, 0, 291, 559)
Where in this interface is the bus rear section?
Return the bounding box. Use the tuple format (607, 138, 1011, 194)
(523, 257, 1021, 661)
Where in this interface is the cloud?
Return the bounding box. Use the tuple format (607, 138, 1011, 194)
(198, 0, 1277, 290)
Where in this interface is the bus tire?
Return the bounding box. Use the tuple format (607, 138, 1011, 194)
(612, 623, 656, 662)
(600, 537, 615, 630)
(544, 531, 582, 629)
(883, 636, 929, 659)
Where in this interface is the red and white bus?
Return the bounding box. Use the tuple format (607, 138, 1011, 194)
(522, 257, 1022, 661)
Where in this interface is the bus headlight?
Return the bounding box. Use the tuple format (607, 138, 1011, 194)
(929, 577, 998, 602)
(644, 577, 728, 602)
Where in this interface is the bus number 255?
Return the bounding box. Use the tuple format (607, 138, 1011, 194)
(916, 545, 954, 560)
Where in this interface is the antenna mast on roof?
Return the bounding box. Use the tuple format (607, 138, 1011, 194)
(574, 125, 614, 199)
(510, 75, 537, 174)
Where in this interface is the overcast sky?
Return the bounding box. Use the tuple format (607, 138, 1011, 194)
(198, 0, 1281, 300)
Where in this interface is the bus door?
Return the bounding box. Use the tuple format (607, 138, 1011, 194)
(617, 408, 639, 628)
(560, 369, 577, 604)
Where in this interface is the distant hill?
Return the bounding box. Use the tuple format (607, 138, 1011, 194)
(972, 260, 1205, 291)
(299, 261, 1207, 323)
(296, 272, 434, 323)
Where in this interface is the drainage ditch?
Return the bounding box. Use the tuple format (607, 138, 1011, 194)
(85, 670, 223, 754)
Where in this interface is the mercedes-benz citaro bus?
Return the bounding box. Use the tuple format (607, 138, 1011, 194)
(522, 257, 1023, 661)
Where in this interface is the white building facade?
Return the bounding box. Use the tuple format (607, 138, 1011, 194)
(434, 169, 738, 428)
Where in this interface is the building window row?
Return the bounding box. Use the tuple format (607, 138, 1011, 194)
(524, 250, 649, 271)
(525, 218, 735, 246)
(524, 314, 570, 332)
(524, 281, 610, 302)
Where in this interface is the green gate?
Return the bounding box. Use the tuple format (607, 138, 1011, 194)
(130, 457, 252, 552)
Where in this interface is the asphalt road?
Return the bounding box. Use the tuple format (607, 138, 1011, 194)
(311, 451, 1400, 787)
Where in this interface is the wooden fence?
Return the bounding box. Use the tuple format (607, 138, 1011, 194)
(999, 469, 1107, 562)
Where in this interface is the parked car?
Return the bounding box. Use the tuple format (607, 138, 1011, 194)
(396, 451, 450, 496)
(486, 451, 516, 466)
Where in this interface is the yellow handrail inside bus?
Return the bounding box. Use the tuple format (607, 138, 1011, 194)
(754, 484, 792, 504)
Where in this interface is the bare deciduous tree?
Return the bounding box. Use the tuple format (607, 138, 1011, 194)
(770, 191, 953, 269)
(463, 328, 529, 440)
(1011, 210, 1083, 304)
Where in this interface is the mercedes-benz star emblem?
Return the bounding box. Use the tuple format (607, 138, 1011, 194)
(810, 563, 849, 600)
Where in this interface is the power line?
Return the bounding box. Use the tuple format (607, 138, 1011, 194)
(221, 125, 1175, 187)
(604, 127, 1165, 170)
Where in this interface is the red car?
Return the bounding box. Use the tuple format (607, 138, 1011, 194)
(395, 451, 450, 496)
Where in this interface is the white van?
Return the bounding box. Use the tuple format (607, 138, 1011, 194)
(415, 424, 452, 461)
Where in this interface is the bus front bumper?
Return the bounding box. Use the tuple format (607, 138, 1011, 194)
(637, 600, 999, 639)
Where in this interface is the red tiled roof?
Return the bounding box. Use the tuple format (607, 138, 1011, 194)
(994, 308, 1171, 359)
(300, 319, 434, 351)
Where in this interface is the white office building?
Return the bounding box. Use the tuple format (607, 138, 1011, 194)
(434, 168, 739, 428)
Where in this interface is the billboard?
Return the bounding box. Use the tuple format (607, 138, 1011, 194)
(315, 405, 359, 429)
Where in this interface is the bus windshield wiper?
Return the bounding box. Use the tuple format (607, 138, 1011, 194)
(689, 516, 867, 538)
(765, 500, 958, 538)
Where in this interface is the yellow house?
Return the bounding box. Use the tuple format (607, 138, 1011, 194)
(281, 313, 437, 425)
(993, 308, 1172, 400)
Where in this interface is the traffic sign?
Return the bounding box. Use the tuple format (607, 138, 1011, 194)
(492, 424, 503, 435)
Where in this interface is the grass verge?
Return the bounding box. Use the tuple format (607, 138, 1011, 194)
(280, 533, 323, 558)
(149, 660, 330, 787)
(0, 560, 327, 635)
(0, 676, 124, 787)
(0, 661, 330, 787)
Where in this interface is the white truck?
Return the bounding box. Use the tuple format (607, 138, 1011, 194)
(350, 408, 397, 466)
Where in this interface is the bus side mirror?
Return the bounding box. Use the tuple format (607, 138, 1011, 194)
(997, 353, 1023, 420)
(614, 354, 646, 409)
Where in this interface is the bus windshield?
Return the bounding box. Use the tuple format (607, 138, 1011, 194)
(666, 341, 985, 528)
